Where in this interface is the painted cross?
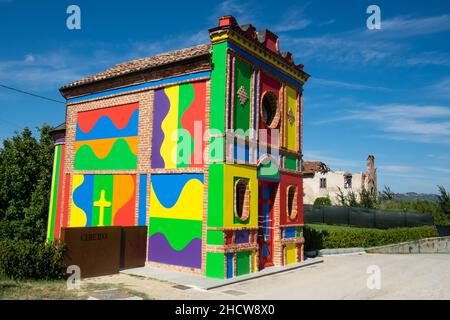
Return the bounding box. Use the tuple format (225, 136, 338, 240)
(237, 85, 248, 106)
(93, 190, 111, 226)
(287, 108, 295, 125)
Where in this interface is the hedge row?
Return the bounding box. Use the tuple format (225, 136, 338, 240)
(0, 239, 66, 280)
(304, 224, 438, 251)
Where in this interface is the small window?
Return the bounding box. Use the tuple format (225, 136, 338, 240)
(344, 175, 352, 189)
(320, 178, 327, 189)
(261, 91, 279, 128)
(287, 185, 298, 220)
(234, 179, 250, 222)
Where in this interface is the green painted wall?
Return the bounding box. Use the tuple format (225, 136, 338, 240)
(207, 163, 224, 227)
(207, 41, 228, 230)
(236, 251, 250, 276)
(206, 252, 225, 279)
(210, 41, 228, 132)
(207, 229, 224, 245)
(285, 156, 297, 171)
(233, 58, 252, 133)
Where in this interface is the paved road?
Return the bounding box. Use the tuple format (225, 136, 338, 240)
(216, 253, 450, 299)
(84, 253, 450, 300)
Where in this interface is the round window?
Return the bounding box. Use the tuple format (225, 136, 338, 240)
(234, 179, 250, 222)
(261, 91, 279, 128)
(287, 185, 298, 220)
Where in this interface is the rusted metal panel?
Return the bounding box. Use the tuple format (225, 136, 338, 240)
(61, 226, 121, 278)
(120, 226, 148, 269)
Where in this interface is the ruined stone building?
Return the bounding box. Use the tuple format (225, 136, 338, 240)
(303, 155, 377, 205)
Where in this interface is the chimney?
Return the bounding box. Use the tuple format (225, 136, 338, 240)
(219, 15, 238, 27)
(365, 155, 377, 196)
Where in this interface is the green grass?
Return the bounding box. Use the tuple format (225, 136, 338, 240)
(0, 276, 83, 300)
(0, 275, 150, 300)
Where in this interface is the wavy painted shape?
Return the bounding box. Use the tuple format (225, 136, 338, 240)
(148, 233, 202, 269)
(176, 83, 195, 168)
(150, 179, 203, 221)
(76, 109, 139, 141)
(151, 89, 170, 168)
(71, 174, 94, 226)
(160, 86, 179, 168)
(75, 137, 138, 159)
(180, 81, 206, 168)
(77, 102, 138, 134)
(112, 175, 136, 226)
(151, 173, 203, 208)
(148, 217, 202, 250)
(74, 138, 137, 170)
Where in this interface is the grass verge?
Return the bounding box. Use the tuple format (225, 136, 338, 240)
(0, 275, 150, 300)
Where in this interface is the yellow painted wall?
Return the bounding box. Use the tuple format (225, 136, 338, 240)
(223, 164, 258, 228)
(286, 243, 297, 265)
(285, 86, 298, 151)
(70, 174, 87, 227)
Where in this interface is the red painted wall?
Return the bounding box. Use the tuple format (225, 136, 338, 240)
(279, 172, 303, 226)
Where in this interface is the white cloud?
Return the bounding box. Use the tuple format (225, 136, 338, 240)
(427, 78, 450, 99)
(319, 104, 450, 144)
(272, 5, 312, 33)
(284, 14, 450, 67)
(406, 51, 450, 67)
(427, 166, 450, 174)
(379, 165, 416, 174)
(0, 26, 211, 92)
(311, 77, 393, 91)
(214, 0, 258, 25)
(374, 15, 450, 39)
(303, 150, 364, 172)
(320, 19, 336, 26)
(283, 33, 405, 65)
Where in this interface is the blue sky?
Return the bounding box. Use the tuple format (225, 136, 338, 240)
(0, 0, 449, 193)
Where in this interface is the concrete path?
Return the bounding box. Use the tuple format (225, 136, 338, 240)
(83, 253, 450, 299)
(121, 258, 323, 290)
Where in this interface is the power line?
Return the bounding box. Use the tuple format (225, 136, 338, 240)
(0, 84, 65, 104)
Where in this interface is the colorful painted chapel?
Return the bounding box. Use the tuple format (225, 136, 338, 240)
(46, 16, 310, 279)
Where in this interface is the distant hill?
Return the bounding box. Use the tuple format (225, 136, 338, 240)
(392, 192, 439, 203)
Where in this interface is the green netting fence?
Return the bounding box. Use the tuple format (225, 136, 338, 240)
(303, 204, 434, 229)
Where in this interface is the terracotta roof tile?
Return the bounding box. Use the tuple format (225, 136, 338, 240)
(303, 161, 331, 174)
(61, 43, 212, 89)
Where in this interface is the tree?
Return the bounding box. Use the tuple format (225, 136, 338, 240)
(359, 189, 377, 209)
(437, 185, 450, 219)
(336, 187, 347, 206)
(0, 125, 54, 242)
(381, 185, 394, 201)
(335, 187, 376, 208)
(314, 196, 332, 206)
(347, 190, 360, 207)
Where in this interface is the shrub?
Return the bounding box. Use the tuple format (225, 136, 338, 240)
(304, 224, 438, 250)
(437, 186, 450, 219)
(0, 239, 66, 280)
(314, 197, 332, 206)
